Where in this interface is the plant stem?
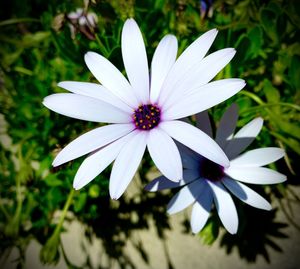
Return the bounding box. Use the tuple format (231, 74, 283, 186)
(53, 188, 75, 237)
(241, 102, 300, 114)
(40, 188, 75, 264)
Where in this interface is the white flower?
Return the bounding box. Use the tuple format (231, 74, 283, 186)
(43, 19, 245, 199)
(67, 8, 98, 39)
(67, 8, 98, 27)
(145, 104, 287, 234)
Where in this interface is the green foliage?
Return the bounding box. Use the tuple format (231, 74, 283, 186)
(0, 0, 299, 267)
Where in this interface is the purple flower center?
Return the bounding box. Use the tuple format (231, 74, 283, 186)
(132, 104, 161, 130)
(200, 159, 225, 182)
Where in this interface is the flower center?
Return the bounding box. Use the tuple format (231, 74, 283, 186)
(200, 159, 224, 182)
(132, 104, 161, 130)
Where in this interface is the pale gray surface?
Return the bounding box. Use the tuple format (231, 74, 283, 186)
(2, 185, 300, 269)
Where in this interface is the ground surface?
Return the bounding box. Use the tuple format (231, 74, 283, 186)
(2, 185, 300, 269)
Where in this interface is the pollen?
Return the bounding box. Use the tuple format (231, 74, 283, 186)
(132, 104, 161, 131)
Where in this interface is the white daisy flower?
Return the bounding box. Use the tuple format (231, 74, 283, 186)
(145, 104, 287, 234)
(67, 8, 98, 40)
(43, 19, 245, 199)
(67, 8, 98, 28)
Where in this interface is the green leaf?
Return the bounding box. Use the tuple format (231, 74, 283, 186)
(288, 55, 300, 90)
(88, 184, 100, 198)
(234, 34, 251, 63)
(154, 0, 166, 10)
(270, 116, 300, 140)
(276, 14, 287, 40)
(73, 192, 87, 213)
(260, 8, 277, 43)
(0, 48, 23, 67)
(199, 218, 219, 245)
(44, 174, 63, 187)
(263, 79, 280, 114)
(22, 31, 50, 47)
(270, 131, 300, 155)
(0, 18, 40, 27)
(247, 26, 263, 58)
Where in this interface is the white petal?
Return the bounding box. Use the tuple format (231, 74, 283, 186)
(160, 121, 230, 168)
(230, 147, 285, 167)
(67, 11, 80, 20)
(222, 177, 272, 210)
(53, 124, 134, 167)
(179, 147, 201, 170)
(87, 13, 98, 26)
(121, 18, 149, 103)
(150, 35, 178, 103)
(78, 16, 87, 26)
(147, 128, 182, 182)
(225, 166, 287, 185)
(182, 169, 201, 182)
(163, 79, 245, 120)
(207, 181, 238, 234)
(158, 29, 218, 106)
(109, 130, 147, 199)
(163, 48, 236, 109)
(176, 141, 202, 167)
(145, 169, 199, 192)
(144, 176, 181, 192)
(73, 131, 135, 190)
(196, 111, 213, 138)
(43, 93, 131, 123)
(58, 81, 132, 113)
(191, 185, 213, 233)
(167, 180, 206, 214)
(185, 48, 236, 90)
(215, 103, 239, 148)
(84, 51, 139, 107)
(224, 117, 263, 159)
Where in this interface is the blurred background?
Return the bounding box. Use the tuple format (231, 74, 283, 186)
(0, 0, 299, 268)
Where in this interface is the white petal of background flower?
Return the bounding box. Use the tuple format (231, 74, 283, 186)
(67, 9, 82, 19)
(160, 120, 229, 167)
(121, 18, 149, 103)
(196, 111, 213, 138)
(167, 180, 206, 214)
(230, 147, 285, 167)
(222, 177, 272, 210)
(87, 13, 98, 27)
(191, 184, 213, 233)
(147, 128, 182, 182)
(158, 29, 218, 106)
(163, 79, 245, 120)
(109, 130, 147, 199)
(225, 166, 287, 184)
(215, 103, 239, 148)
(224, 117, 263, 159)
(53, 124, 135, 167)
(73, 131, 136, 190)
(78, 16, 88, 26)
(163, 48, 236, 109)
(43, 93, 131, 123)
(179, 148, 201, 170)
(145, 169, 199, 192)
(181, 170, 201, 182)
(207, 181, 239, 234)
(150, 35, 178, 103)
(176, 142, 202, 168)
(84, 52, 139, 107)
(58, 81, 132, 113)
(144, 176, 181, 192)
